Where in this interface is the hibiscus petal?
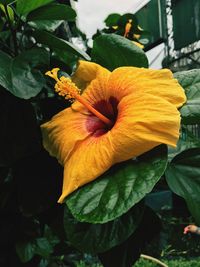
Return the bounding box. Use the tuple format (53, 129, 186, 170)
(58, 133, 114, 203)
(108, 67, 186, 108)
(72, 60, 110, 92)
(71, 61, 111, 112)
(58, 92, 182, 203)
(110, 92, 181, 163)
(41, 107, 90, 165)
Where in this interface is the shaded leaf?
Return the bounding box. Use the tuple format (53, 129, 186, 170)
(174, 69, 200, 124)
(0, 51, 12, 90)
(64, 203, 144, 253)
(98, 206, 161, 267)
(28, 20, 63, 32)
(168, 126, 200, 161)
(17, 0, 53, 15)
(16, 241, 36, 263)
(33, 30, 90, 60)
(0, 48, 49, 99)
(91, 33, 148, 71)
(27, 3, 76, 21)
(35, 238, 53, 258)
(165, 148, 200, 224)
(66, 145, 167, 223)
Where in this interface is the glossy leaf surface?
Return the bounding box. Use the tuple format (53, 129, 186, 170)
(166, 148, 200, 224)
(175, 69, 200, 124)
(33, 30, 90, 60)
(66, 145, 167, 223)
(91, 34, 148, 71)
(64, 203, 144, 253)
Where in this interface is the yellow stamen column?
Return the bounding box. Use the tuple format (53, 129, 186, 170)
(46, 69, 113, 127)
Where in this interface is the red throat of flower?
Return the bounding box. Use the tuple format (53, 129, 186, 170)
(45, 68, 114, 128)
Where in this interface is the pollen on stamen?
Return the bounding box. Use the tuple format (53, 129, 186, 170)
(45, 68, 81, 102)
(57, 76, 81, 102)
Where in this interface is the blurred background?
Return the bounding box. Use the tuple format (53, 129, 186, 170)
(72, 0, 200, 70)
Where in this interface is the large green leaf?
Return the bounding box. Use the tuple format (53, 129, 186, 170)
(165, 148, 200, 224)
(174, 69, 200, 124)
(0, 48, 49, 99)
(17, 0, 53, 15)
(27, 3, 76, 21)
(64, 203, 144, 253)
(91, 34, 148, 71)
(33, 30, 90, 60)
(66, 145, 167, 224)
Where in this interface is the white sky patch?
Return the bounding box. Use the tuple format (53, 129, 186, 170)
(72, 0, 150, 38)
(71, 0, 164, 69)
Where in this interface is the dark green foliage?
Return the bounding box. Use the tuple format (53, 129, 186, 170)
(166, 148, 200, 224)
(64, 203, 144, 253)
(98, 207, 161, 267)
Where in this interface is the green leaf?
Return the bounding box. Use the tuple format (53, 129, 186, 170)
(28, 20, 63, 32)
(0, 30, 10, 41)
(43, 225, 60, 247)
(0, 48, 49, 99)
(0, 50, 12, 90)
(91, 34, 148, 70)
(165, 148, 200, 224)
(33, 30, 90, 60)
(16, 241, 36, 263)
(66, 145, 167, 224)
(64, 203, 144, 253)
(168, 126, 200, 161)
(27, 3, 76, 21)
(104, 13, 120, 27)
(98, 206, 161, 267)
(174, 69, 200, 124)
(35, 238, 53, 258)
(0, 4, 14, 21)
(17, 0, 54, 15)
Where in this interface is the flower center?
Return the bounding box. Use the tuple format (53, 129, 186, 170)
(86, 97, 119, 137)
(45, 68, 113, 128)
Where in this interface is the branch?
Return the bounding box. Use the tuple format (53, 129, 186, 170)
(140, 254, 168, 267)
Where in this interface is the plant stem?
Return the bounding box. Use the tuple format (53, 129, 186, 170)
(4, 4, 18, 56)
(140, 254, 168, 267)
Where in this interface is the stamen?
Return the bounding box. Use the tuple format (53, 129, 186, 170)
(46, 68, 113, 127)
(124, 19, 132, 37)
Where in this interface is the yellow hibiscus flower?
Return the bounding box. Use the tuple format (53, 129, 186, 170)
(41, 61, 186, 203)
